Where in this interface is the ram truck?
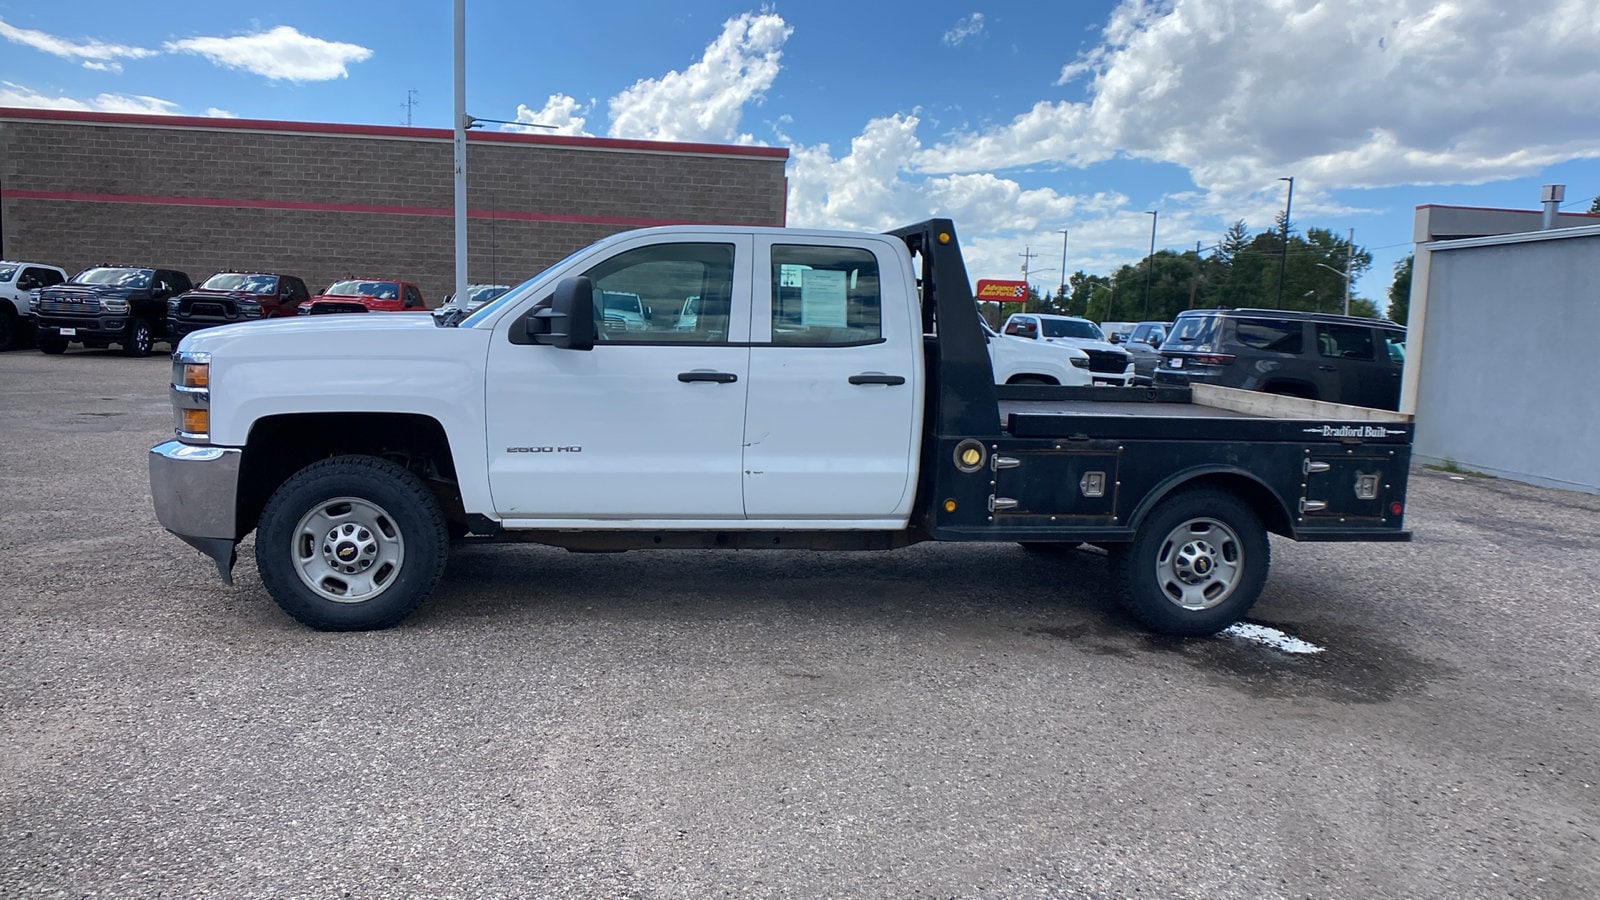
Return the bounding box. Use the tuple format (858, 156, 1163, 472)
(168, 272, 311, 342)
(34, 265, 193, 356)
(299, 279, 428, 315)
(150, 219, 1413, 635)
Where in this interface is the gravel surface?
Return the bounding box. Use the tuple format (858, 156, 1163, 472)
(2, 348, 1597, 898)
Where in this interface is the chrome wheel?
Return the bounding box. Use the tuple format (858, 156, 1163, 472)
(290, 496, 406, 603)
(1153, 516, 1243, 610)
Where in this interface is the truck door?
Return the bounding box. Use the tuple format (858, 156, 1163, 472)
(1316, 322, 1395, 409)
(742, 237, 922, 521)
(484, 235, 754, 520)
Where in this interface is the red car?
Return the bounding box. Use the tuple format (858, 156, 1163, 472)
(169, 272, 310, 342)
(299, 279, 429, 315)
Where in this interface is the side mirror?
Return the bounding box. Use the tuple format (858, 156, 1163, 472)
(527, 276, 596, 350)
(403, 296, 416, 309)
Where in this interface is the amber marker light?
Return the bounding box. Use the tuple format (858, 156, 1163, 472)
(181, 408, 209, 435)
(944, 500, 957, 512)
(183, 364, 209, 388)
(938, 232, 951, 244)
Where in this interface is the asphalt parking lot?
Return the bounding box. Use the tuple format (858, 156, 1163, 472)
(2, 348, 1597, 898)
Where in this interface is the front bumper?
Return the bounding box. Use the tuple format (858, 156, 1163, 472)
(33, 314, 129, 340)
(149, 440, 242, 582)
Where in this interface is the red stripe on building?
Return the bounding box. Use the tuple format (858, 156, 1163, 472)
(5, 189, 722, 228)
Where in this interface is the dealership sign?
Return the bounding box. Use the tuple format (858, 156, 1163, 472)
(975, 279, 1029, 303)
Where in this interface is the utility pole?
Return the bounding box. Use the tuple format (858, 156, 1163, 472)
(1343, 227, 1354, 316)
(1143, 210, 1158, 319)
(1057, 228, 1069, 304)
(1019, 246, 1039, 306)
(1276, 176, 1294, 308)
(1189, 240, 1202, 309)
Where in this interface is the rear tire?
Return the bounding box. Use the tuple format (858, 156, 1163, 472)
(1118, 489, 1269, 636)
(256, 455, 449, 631)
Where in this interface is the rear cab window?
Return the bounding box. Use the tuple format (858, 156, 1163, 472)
(1167, 314, 1220, 348)
(1231, 317, 1304, 354)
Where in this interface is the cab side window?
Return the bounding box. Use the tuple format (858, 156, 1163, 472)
(583, 242, 736, 344)
(769, 245, 882, 346)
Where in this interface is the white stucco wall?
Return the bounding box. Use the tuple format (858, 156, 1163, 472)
(1412, 226, 1600, 493)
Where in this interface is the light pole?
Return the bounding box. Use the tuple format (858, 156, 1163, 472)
(1315, 262, 1352, 316)
(1275, 176, 1294, 308)
(1143, 210, 1158, 319)
(1057, 228, 1069, 301)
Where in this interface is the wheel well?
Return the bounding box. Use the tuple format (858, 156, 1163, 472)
(237, 412, 462, 536)
(1006, 374, 1059, 385)
(1143, 472, 1295, 538)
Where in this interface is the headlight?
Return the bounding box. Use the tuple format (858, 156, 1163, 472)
(172, 352, 211, 441)
(240, 302, 263, 319)
(1070, 356, 1090, 369)
(28, 295, 40, 312)
(104, 298, 129, 313)
(167, 299, 181, 314)
(297, 303, 311, 315)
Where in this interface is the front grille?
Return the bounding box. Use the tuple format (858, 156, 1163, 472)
(39, 299, 103, 315)
(1083, 349, 1129, 375)
(309, 303, 369, 315)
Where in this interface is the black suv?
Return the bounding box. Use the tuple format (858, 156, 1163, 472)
(1154, 308, 1406, 410)
(33, 265, 194, 357)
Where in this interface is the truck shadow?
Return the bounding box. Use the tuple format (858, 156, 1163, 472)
(427, 540, 1445, 704)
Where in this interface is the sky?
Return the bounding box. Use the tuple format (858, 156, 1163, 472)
(3, 0, 1599, 307)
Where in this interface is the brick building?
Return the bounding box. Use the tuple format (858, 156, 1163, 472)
(0, 108, 789, 304)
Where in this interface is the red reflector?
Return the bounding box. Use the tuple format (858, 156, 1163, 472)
(1194, 354, 1235, 365)
(1389, 502, 1403, 515)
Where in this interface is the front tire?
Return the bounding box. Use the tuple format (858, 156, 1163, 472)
(1118, 489, 1269, 636)
(256, 456, 449, 630)
(122, 319, 154, 357)
(0, 310, 20, 351)
(38, 335, 67, 355)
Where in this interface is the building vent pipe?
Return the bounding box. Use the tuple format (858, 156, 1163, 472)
(1541, 184, 1565, 229)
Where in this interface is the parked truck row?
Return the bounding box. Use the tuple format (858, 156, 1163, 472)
(149, 219, 1414, 636)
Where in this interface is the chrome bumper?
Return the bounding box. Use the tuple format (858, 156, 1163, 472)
(149, 440, 242, 583)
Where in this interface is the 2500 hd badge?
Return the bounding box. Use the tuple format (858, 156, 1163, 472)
(506, 446, 582, 453)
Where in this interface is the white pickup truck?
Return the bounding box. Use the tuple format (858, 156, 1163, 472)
(150, 219, 1413, 635)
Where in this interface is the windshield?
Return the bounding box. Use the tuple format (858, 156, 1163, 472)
(603, 292, 644, 314)
(1169, 314, 1219, 345)
(456, 234, 634, 328)
(73, 267, 152, 288)
(202, 273, 278, 293)
(324, 280, 399, 299)
(0, 265, 15, 283)
(1041, 318, 1103, 340)
(468, 284, 508, 305)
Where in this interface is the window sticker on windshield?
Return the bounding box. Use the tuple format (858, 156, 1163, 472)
(800, 269, 848, 327)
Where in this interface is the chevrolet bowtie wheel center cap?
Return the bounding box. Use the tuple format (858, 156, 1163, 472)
(1174, 540, 1219, 585)
(322, 525, 377, 574)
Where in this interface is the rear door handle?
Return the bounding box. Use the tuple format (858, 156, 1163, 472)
(848, 374, 906, 386)
(678, 371, 738, 384)
(1317, 365, 1337, 372)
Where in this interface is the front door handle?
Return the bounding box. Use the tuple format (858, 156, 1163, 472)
(678, 371, 738, 384)
(848, 374, 906, 386)
(1317, 365, 1337, 372)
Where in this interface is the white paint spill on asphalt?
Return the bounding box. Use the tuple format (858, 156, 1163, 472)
(1221, 622, 1326, 655)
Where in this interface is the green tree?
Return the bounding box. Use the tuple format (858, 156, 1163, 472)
(1589, 196, 1600, 214)
(1387, 254, 1413, 325)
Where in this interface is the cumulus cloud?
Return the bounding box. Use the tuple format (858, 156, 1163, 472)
(501, 94, 593, 137)
(942, 13, 987, 47)
(926, 0, 1600, 193)
(0, 16, 156, 71)
(607, 11, 792, 144)
(165, 26, 372, 82)
(205, 107, 238, 118)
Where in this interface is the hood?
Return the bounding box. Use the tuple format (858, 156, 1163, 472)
(180, 288, 267, 302)
(44, 283, 139, 300)
(1042, 336, 1126, 356)
(180, 311, 438, 352)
